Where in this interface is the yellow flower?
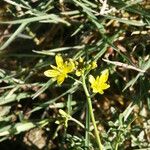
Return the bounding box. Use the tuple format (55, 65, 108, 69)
(79, 57, 84, 63)
(91, 61, 97, 69)
(44, 54, 75, 85)
(75, 69, 82, 77)
(89, 69, 110, 94)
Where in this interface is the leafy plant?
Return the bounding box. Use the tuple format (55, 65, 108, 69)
(0, 0, 149, 149)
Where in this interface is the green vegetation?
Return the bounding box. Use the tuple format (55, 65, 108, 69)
(0, 0, 149, 149)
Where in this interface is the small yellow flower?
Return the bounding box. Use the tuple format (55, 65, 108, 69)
(91, 61, 97, 69)
(75, 69, 82, 76)
(89, 69, 110, 94)
(79, 57, 84, 63)
(44, 54, 75, 85)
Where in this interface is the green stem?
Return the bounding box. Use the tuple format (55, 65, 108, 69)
(115, 130, 122, 150)
(82, 74, 103, 150)
(85, 102, 90, 149)
(115, 143, 119, 150)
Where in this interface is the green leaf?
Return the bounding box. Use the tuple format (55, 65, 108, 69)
(103, 15, 145, 26)
(0, 92, 31, 105)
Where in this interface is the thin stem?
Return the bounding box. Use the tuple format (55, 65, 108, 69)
(115, 143, 119, 150)
(82, 74, 103, 150)
(71, 117, 85, 129)
(85, 102, 90, 149)
(68, 75, 82, 84)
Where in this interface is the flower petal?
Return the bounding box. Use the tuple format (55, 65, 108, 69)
(64, 59, 75, 73)
(89, 75, 95, 84)
(69, 59, 75, 71)
(55, 55, 63, 67)
(50, 65, 58, 70)
(57, 75, 65, 85)
(44, 69, 59, 77)
(101, 83, 110, 90)
(92, 87, 99, 93)
(98, 90, 104, 94)
(99, 69, 109, 83)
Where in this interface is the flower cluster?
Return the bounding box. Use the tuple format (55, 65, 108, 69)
(75, 57, 97, 77)
(44, 54, 110, 94)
